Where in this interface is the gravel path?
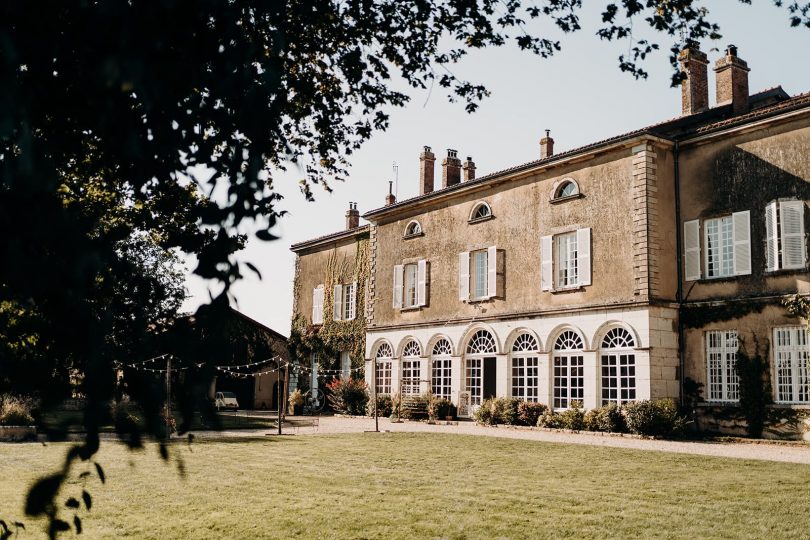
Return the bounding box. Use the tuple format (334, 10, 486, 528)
(212, 416, 810, 465)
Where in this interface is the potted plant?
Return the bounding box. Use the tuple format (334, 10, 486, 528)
(289, 389, 304, 416)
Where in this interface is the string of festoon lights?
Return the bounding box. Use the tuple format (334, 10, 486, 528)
(121, 353, 365, 378)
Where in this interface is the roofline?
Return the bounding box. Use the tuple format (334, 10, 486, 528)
(362, 133, 671, 221)
(289, 224, 369, 253)
(228, 307, 288, 341)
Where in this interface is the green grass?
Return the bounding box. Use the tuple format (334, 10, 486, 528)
(37, 410, 279, 432)
(3, 433, 810, 539)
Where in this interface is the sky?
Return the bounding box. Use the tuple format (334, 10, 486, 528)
(182, 2, 810, 336)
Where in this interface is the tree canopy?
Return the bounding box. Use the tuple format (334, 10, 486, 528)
(1, 1, 809, 536)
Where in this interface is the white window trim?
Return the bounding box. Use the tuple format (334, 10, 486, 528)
(459, 247, 498, 301)
(766, 200, 807, 272)
(705, 330, 739, 403)
(394, 260, 429, 310)
(311, 285, 324, 325)
(468, 201, 493, 223)
(333, 281, 356, 321)
(684, 211, 751, 281)
(773, 326, 810, 404)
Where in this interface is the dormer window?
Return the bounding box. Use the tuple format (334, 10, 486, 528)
(468, 201, 493, 223)
(551, 178, 581, 203)
(404, 220, 423, 238)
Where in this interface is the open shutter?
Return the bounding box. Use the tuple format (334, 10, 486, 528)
(576, 228, 591, 286)
(684, 220, 701, 281)
(392, 265, 404, 309)
(347, 281, 357, 320)
(312, 287, 322, 324)
(487, 245, 497, 297)
(765, 201, 779, 271)
(458, 251, 470, 301)
(333, 283, 343, 321)
(780, 200, 806, 269)
(417, 260, 428, 306)
(732, 211, 751, 276)
(541, 236, 553, 291)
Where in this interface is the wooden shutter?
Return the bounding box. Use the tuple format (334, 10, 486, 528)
(684, 220, 701, 281)
(312, 287, 323, 324)
(540, 235, 553, 291)
(576, 228, 591, 286)
(347, 281, 357, 320)
(333, 283, 343, 321)
(780, 200, 806, 269)
(765, 201, 779, 271)
(487, 245, 497, 297)
(417, 260, 428, 306)
(732, 211, 751, 276)
(392, 265, 404, 309)
(458, 251, 470, 301)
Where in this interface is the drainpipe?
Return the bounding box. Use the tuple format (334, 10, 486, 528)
(674, 140, 685, 406)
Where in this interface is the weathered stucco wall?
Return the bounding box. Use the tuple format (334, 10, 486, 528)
(370, 143, 667, 330)
(678, 117, 810, 302)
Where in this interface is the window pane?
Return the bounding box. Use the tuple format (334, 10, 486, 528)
(472, 251, 488, 298)
(404, 264, 418, 308)
(556, 232, 578, 287)
(706, 217, 733, 278)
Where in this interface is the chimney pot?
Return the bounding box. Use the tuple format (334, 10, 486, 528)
(714, 45, 750, 115)
(462, 156, 476, 182)
(540, 131, 554, 159)
(419, 146, 435, 195)
(385, 181, 396, 205)
(442, 148, 462, 188)
(345, 201, 360, 229)
(678, 46, 709, 115)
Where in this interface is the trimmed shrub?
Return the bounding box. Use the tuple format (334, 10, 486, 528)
(474, 398, 495, 425)
(495, 397, 520, 425)
(325, 378, 369, 416)
(537, 409, 562, 428)
(0, 394, 35, 426)
(401, 394, 430, 420)
(624, 399, 685, 437)
(430, 397, 456, 420)
(584, 403, 627, 433)
(367, 394, 393, 417)
(517, 401, 547, 427)
(558, 401, 586, 431)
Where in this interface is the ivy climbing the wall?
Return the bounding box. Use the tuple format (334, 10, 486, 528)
(735, 339, 771, 438)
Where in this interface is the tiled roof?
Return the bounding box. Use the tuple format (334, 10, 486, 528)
(289, 224, 369, 252)
(362, 87, 809, 219)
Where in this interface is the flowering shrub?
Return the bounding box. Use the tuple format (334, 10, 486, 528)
(0, 394, 35, 426)
(326, 377, 369, 416)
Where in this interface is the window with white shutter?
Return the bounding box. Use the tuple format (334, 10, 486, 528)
(344, 281, 356, 320)
(732, 211, 751, 276)
(576, 228, 591, 286)
(458, 251, 470, 301)
(780, 200, 806, 270)
(333, 284, 343, 321)
(487, 245, 497, 298)
(765, 202, 779, 271)
(540, 236, 553, 291)
(312, 286, 324, 325)
(392, 265, 404, 309)
(403, 264, 417, 308)
(417, 259, 428, 306)
(541, 230, 592, 291)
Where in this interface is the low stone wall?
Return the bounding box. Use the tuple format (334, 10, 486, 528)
(696, 406, 810, 441)
(0, 426, 36, 442)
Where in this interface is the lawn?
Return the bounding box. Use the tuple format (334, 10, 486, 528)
(37, 410, 279, 433)
(3, 433, 810, 539)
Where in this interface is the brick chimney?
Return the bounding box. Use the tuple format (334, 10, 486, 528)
(714, 44, 750, 115)
(345, 202, 359, 229)
(419, 146, 435, 195)
(462, 156, 476, 182)
(385, 181, 396, 206)
(442, 149, 461, 188)
(540, 130, 554, 159)
(678, 47, 709, 115)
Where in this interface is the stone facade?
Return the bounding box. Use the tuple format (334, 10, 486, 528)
(290, 48, 810, 434)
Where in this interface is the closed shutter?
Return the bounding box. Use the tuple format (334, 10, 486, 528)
(347, 281, 357, 320)
(487, 245, 497, 298)
(576, 228, 592, 286)
(732, 211, 751, 276)
(684, 220, 701, 281)
(312, 287, 323, 324)
(540, 235, 553, 291)
(458, 251, 470, 301)
(333, 283, 343, 321)
(765, 201, 779, 271)
(417, 260, 428, 306)
(781, 200, 806, 269)
(392, 265, 404, 309)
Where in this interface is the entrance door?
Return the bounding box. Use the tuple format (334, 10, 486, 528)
(483, 357, 497, 400)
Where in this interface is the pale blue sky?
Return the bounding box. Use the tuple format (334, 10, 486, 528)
(183, 2, 810, 335)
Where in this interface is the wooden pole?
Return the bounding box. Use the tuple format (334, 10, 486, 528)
(165, 355, 171, 439)
(373, 355, 379, 432)
(277, 361, 282, 435)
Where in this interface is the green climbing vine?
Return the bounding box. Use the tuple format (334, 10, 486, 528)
(288, 237, 369, 379)
(735, 338, 771, 438)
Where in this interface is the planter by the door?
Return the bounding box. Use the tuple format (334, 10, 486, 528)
(0, 425, 36, 442)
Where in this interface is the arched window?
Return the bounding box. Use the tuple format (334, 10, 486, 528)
(469, 201, 492, 222)
(553, 179, 580, 201)
(465, 330, 496, 406)
(511, 333, 539, 402)
(401, 340, 422, 395)
(431, 338, 452, 399)
(600, 328, 636, 405)
(374, 343, 393, 395)
(466, 330, 496, 354)
(404, 220, 422, 237)
(553, 330, 584, 409)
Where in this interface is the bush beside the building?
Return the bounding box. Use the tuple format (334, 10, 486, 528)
(325, 378, 369, 416)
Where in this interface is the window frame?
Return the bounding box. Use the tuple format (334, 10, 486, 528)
(773, 326, 810, 404)
(403, 220, 423, 238)
(599, 328, 637, 406)
(704, 215, 734, 279)
(765, 200, 807, 272)
(541, 228, 591, 292)
(374, 343, 393, 395)
(468, 201, 493, 223)
(403, 263, 419, 308)
(705, 330, 739, 403)
(552, 330, 585, 410)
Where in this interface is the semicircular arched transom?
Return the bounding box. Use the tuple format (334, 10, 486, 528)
(554, 330, 584, 351)
(466, 330, 496, 354)
(601, 327, 635, 349)
(402, 340, 422, 358)
(432, 338, 452, 356)
(512, 333, 539, 353)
